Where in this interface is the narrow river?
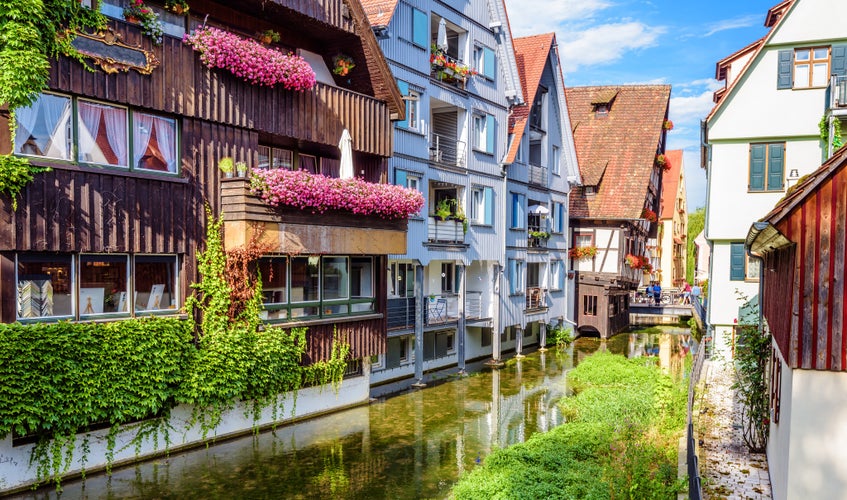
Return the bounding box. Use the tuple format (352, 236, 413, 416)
(30, 327, 692, 499)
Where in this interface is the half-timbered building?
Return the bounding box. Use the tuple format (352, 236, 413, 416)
(565, 85, 671, 338)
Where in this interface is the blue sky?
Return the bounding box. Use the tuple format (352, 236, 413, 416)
(504, 0, 779, 209)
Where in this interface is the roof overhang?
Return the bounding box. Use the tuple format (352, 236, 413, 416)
(746, 221, 792, 256)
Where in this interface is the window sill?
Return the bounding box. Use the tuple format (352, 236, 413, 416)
(473, 148, 495, 156)
(28, 158, 187, 184)
(747, 188, 785, 194)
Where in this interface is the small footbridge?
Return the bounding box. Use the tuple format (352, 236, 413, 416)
(629, 289, 707, 329)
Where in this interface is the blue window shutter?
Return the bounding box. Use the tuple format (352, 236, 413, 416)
(749, 144, 766, 191)
(484, 187, 494, 225)
(832, 45, 847, 77)
(412, 9, 427, 48)
(777, 50, 793, 89)
(509, 260, 517, 294)
(556, 203, 565, 232)
(767, 143, 784, 190)
(483, 46, 495, 79)
(518, 195, 525, 228)
(396, 80, 409, 128)
(485, 114, 495, 154)
(730, 243, 745, 281)
(511, 194, 518, 227)
(559, 262, 566, 290)
(395, 169, 407, 187)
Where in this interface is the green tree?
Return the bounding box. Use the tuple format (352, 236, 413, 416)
(686, 207, 705, 283)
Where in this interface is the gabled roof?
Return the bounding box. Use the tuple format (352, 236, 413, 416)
(707, 0, 796, 122)
(660, 150, 683, 220)
(566, 85, 671, 219)
(360, 0, 398, 28)
(505, 33, 556, 164)
(714, 38, 763, 81)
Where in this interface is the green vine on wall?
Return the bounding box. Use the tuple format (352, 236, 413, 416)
(732, 292, 770, 453)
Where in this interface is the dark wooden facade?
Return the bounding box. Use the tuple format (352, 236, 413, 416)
(0, 1, 405, 361)
(749, 146, 847, 371)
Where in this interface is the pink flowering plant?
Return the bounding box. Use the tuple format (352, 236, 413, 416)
(183, 27, 316, 90)
(250, 168, 425, 220)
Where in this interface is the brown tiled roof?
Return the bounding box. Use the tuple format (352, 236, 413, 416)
(505, 33, 556, 164)
(360, 0, 398, 28)
(566, 84, 671, 219)
(661, 150, 683, 220)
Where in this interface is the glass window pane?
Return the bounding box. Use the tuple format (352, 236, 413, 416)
(80, 254, 129, 315)
(812, 63, 828, 87)
(813, 48, 828, 60)
(299, 154, 317, 173)
(258, 146, 271, 169)
(291, 257, 320, 302)
(351, 257, 373, 298)
(259, 257, 287, 304)
(291, 306, 319, 318)
(274, 149, 293, 169)
(17, 254, 73, 318)
(795, 49, 810, 61)
(15, 94, 72, 160)
(794, 64, 810, 88)
(133, 113, 177, 173)
(135, 255, 177, 312)
(78, 100, 127, 166)
(322, 257, 349, 300)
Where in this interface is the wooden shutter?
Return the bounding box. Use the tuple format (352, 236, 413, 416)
(484, 187, 494, 225)
(832, 45, 847, 77)
(485, 114, 496, 154)
(730, 243, 745, 281)
(483, 46, 495, 79)
(777, 50, 793, 89)
(412, 9, 427, 48)
(767, 143, 784, 190)
(396, 80, 409, 128)
(749, 144, 766, 191)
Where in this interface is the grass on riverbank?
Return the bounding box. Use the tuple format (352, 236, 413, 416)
(452, 352, 687, 499)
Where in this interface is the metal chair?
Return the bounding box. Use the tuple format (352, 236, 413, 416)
(432, 298, 447, 322)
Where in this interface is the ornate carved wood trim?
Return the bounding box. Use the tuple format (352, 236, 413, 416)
(68, 28, 159, 75)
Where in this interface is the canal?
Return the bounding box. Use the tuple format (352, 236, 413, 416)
(29, 327, 693, 499)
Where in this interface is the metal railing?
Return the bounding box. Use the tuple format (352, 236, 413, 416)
(528, 163, 548, 187)
(687, 336, 707, 500)
(427, 216, 464, 244)
(829, 74, 847, 109)
(429, 133, 466, 167)
(387, 297, 416, 330)
(527, 235, 547, 248)
(526, 287, 546, 310)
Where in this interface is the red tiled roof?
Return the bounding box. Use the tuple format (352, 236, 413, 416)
(505, 33, 556, 164)
(565, 85, 671, 220)
(661, 150, 683, 220)
(360, 0, 398, 27)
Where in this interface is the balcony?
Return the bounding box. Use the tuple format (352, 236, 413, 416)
(387, 297, 417, 330)
(427, 217, 465, 244)
(828, 74, 847, 112)
(465, 291, 483, 319)
(424, 295, 459, 325)
(429, 133, 466, 168)
(430, 51, 472, 91)
(526, 287, 547, 311)
(221, 177, 409, 254)
(528, 163, 548, 187)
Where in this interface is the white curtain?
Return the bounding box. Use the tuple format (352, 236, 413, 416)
(153, 116, 176, 173)
(43, 97, 71, 159)
(14, 97, 41, 154)
(78, 102, 103, 163)
(102, 106, 127, 166)
(133, 113, 154, 169)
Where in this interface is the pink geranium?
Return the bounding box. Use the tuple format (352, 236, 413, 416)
(250, 169, 425, 220)
(183, 27, 316, 91)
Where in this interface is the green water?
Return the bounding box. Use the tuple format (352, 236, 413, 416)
(37, 327, 692, 499)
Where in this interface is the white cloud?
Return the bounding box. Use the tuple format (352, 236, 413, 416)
(504, 0, 613, 37)
(704, 14, 762, 37)
(559, 22, 666, 72)
(669, 85, 719, 124)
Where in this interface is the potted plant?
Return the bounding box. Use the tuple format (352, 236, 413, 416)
(332, 54, 355, 76)
(434, 198, 455, 221)
(257, 29, 280, 45)
(641, 207, 658, 223)
(123, 0, 164, 45)
(235, 161, 248, 177)
(529, 230, 550, 239)
(218, 157, 234, 178)
(164, 0, 189, 15)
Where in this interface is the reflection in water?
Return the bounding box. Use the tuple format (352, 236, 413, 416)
(30, 328, 692, 500)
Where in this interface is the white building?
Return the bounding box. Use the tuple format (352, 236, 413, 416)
(704, 0, 847, 357)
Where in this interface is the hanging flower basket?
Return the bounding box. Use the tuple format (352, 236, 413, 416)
(626, 254, 651, 270)
(332, 54, 355, 76)
(663, 120, 674, 131)
(641, 208, 658, 223)
(183, 27, 316, 90)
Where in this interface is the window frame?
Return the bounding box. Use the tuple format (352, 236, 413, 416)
(470, 185, 494, 226)
(793, 46, 830, 89)
(552, 145, 560, 175)
(748, 142, 785, 192)
(472, 112, 495, 155)
(441, 262, 454, 293)
(473, 43, 496, 80)
(574, 230, 595, 247)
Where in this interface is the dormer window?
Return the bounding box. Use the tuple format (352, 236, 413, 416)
(585, 185, 597, 196)
(593, 103, 609, 116)
(590, 88, 618, 117)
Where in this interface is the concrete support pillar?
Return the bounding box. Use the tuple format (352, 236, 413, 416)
(413, 264, 425, 386)
(457, 264, 466, 372)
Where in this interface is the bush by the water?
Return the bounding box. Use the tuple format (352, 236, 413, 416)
(452, 352, 687, 499)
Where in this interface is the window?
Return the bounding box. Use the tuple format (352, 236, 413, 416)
(574, 231, 594, 247)
(101, 0, 185, 38)
(746, 254, 761, 282)
(394, 170, 421, 193)
(441, 262, 454, 293)
(551, 202, 565, 233)
(473, 44, 496, 80)
(15, 93, 178, 174)
(390, 262, 415, 298)
(552, 145, 560, 175)
(508, 259, 524, 294)
(730, 243, 746, 281)
(583, 295, 598, 316)
(259, 256, 289, 320)
(749, 143, 785, 192)
(15, 253, 177, 320)
(510, 193, 525, 229)
(395, 81, 420, 130)
(473, 113, 495, 154)
(551, 260, 564, 291)
(470, 186, 494, 225)
(258, 145, 293, 170)
(299, 154, 318, 174)
(794, 47, 830, 88)
(412, 8, 428, 48)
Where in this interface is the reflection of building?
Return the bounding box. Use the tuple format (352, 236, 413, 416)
(747, 145, 847, 500)
(566, 85, 671, 338)
(704, 0, 847, 359)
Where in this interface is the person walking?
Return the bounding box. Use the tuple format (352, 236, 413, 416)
(682, 281, 692, 304)
(691, 281, 702, 304)
(652, 281, 662, 306)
